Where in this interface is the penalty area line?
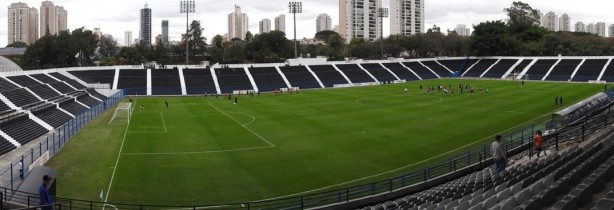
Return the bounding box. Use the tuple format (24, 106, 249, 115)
(208, 103, 275, 147)
(160, 112, 167, 132)
(103, 108, 131, 206)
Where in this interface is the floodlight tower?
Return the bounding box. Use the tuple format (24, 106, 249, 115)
(288, 2, 302, 59)
(180, 0, 195, 65)
(378, 7, 389, 60)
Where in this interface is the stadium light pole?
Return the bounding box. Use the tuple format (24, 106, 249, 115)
(180, 0, 195, 65)
(378, 7, 389, 60)
(288, 2, 302, 59)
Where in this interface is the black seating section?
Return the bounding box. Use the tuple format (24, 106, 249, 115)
(403, 62, 438, 79)
(440, 59, 477, 73)
(482, 59, 519, 78)
(0, 100, 10, 113)
(0, 135, 16, 156)
(151, 70, 182, 95)
(382, 63, 420, 81)
(68, 70, 115, 85)
(335, 64, 376, 83)
(183, 68, 218, 94)
(0, 115, 48, 145)
(88, 90, 107, 100)
(33, 106, 73, 128)
(49, 72, 87, 89)
(278, 66, 321, 89)
(60, 100, 88, 115)
(215, 68, 254, 94)
(248, 67, 288, 92)
(28, 84, 60, 100)
(463, 59, 497, 77)
(525, 59, 558, 81)
(30, 74, 57, 84)
(77, 95, 101, 107)
(545, 59, 583, 81)
(510, 59, 534, 76)
(2, 89, 41, 107)
(0, 77, 19, 91)
(360, 63, 397, 82)
(48, 82, 76, 94)
(572, 59, 609, 82)
(117, 70, 147, 95)
(309, 65, 349, 87)
(601, 61, 614, 82)
(421, 61, 451, 77)
(8, 75, 41, 87)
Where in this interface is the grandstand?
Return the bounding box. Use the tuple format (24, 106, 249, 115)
(1, 56, 614, 209)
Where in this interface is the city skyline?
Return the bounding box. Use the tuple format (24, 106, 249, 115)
(2, 0, 614, 47)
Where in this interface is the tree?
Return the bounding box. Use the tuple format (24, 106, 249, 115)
(504, 1, 541, 32)
(6, 42, 28, 48)
(245, 31, 254, 42)
(314, 30, 338, 41)
(118, 47, 144, 65)
(470, 20, 516, 56)
(98, 34, 119, 58)
(187, 20, 207, 63)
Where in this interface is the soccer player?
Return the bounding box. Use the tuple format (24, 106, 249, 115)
(234, 97, 238, 105)
(404, 87, 408, 94)
(560, 96, 563, 106)
(419, 85, 423, 91)
(555, 96, 558, 105)
(165, 100, 168, 108)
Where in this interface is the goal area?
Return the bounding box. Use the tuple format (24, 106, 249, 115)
(107, 102, 132, 125)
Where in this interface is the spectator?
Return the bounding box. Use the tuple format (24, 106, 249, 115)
(39, 175, 53, 210)
(491, 135, 507, 174)
(534, 130, 546, 157)
(19, 159, 23, 180)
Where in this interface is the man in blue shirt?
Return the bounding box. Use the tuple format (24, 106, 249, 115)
(39, 175, 53, 210)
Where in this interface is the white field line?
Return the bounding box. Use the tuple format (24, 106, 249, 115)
(208, 103, 275, 147)
(161, 112, 167, 132)
(122, 145, 275, 156)
(103, 109, 131, 206)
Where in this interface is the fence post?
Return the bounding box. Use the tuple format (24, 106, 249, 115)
(555, 134, 559, 151)
(300, 196, 304, 209)
(582, 124, 585, 142)
(10, 163, 13, 190)
(346, 188, 349, 202)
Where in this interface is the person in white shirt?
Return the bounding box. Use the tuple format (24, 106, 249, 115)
(491, 135, 507, 174)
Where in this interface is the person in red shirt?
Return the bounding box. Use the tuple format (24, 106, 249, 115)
(534, 130, 546, 157)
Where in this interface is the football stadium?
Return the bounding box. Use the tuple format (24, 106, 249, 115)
(0, 56, 614, 210)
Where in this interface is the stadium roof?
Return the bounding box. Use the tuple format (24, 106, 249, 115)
(0, 56, 23, 72)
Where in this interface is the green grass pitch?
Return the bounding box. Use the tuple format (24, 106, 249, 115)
(45, 79, 602, 205)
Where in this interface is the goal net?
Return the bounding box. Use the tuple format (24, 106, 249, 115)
(107, 102, 132, 125)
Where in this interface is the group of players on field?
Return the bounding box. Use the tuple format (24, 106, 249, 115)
(405, 83, 489, 96)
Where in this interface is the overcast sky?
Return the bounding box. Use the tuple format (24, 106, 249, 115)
(1, 0, 614, 47)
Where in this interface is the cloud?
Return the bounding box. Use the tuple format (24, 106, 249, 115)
(1, 0, 614, 48)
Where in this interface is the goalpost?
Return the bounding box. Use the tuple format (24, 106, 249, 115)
(107, 102, 132, 125)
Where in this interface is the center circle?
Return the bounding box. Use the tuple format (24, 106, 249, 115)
(355, 95, 443, 107)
